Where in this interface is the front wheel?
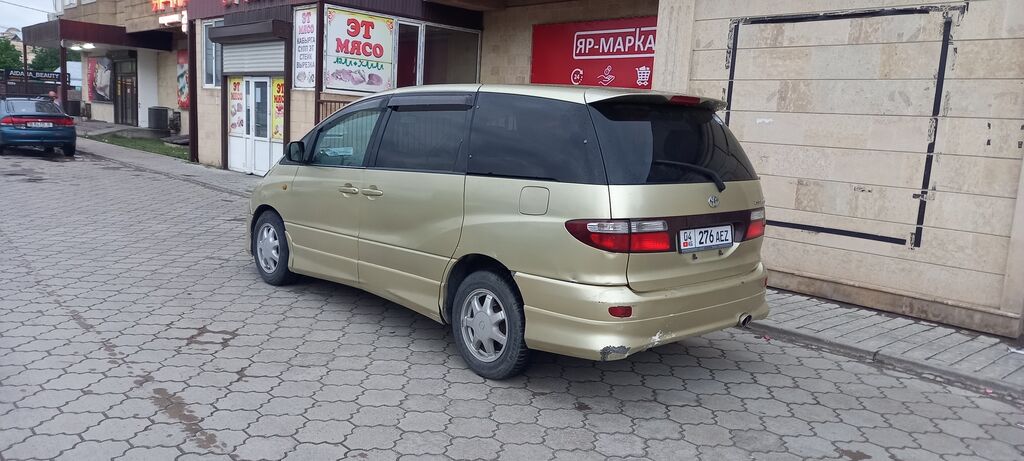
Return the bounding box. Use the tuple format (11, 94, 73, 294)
(252, 211, 296, 285)
(451, 271, 530, 379)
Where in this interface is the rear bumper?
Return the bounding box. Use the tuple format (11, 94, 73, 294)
(515, 264, 768, 361)
(0, 127, 76, 146)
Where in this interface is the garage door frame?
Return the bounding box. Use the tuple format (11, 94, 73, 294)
(723, 4, 967, 248)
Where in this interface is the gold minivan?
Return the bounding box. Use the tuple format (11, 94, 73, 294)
(247, 84, 768, 379)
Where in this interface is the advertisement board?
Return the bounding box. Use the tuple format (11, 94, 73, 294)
(293, 6, 317, 89)
(227, 77, 244, 136)
(176, 50, 189, 110)
(272, 77, 285, 141)
(531, 17, 657, 89)
(88, 57, 113, 103)
(323, 6, 395, 93)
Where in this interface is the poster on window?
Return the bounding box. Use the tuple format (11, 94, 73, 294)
(323, 7, 395, 93)
(87, 56, 113, 103)
(228, 77, 245, 136)
(293, 6, 317, 89)
(272, 77, 285, 141)
(531, 17, 656, 89)
(176, 50, 189, 110)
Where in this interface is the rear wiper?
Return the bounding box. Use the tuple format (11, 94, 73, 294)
(651, 160, 726, 192)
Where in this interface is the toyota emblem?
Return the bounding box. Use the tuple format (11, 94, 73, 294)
(708, 195, 720, 208)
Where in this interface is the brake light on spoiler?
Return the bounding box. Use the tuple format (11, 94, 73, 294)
(566, 208, 766, 253)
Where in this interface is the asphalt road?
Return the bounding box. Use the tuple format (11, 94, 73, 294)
(1, 146, 1022, 460)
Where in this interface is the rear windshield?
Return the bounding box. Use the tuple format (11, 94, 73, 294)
(6, 100, 63, 115)
(588, 103, 757, 185)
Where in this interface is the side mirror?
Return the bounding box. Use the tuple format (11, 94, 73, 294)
(286, 141, 305, 163)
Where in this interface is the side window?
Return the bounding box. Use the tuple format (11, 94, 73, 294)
(311, 108, 383, 167)
(468, 93, 603, 183)
(375, 107, 469, 172)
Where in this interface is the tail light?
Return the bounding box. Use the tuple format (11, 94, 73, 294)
(745, 208, 766, 240)
(565, 219, 671, 253)
(0, 116, 73, 127)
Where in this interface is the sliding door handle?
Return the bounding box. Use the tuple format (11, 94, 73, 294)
(360, 188, 384, 197)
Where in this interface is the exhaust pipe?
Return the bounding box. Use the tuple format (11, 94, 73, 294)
(737, 313, 753, 328)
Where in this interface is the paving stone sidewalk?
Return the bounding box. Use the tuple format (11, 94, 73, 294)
(74, 135, 1024, 401)
(2, 140, 1022, 460)
(75, 137, 261, 198)
(753, 290, 1024, 400)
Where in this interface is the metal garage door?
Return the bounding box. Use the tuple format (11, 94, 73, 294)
(718, 6, 1011, 316)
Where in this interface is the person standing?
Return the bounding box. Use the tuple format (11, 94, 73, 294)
(48, 90, 62, 111)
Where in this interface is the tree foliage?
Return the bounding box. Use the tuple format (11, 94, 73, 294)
(0, 38, 22, 70)
(29, 47, 82, 71)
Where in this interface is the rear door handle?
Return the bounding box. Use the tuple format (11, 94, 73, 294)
(361, 188, 383, 197)
(338, 185, 359, 194)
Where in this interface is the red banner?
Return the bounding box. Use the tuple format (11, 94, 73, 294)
(531, 16, 656, 89)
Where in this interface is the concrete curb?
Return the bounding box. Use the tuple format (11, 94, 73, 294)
(748, 322, 1024, 402)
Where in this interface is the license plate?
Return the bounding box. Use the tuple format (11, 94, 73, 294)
(27, 122, 52, 128)
(679, 225, 733, 253)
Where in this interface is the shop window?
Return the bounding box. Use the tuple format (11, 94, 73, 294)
(203, 20, 224, 87)
(423, 26, 479, 84)
(394, 23, 479, 88)
(376, 107, 468, 172)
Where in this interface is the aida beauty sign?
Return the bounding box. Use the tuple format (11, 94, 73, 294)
(531, 17, 656, 89)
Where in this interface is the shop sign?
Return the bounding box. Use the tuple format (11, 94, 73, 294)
(272, 77, 285, 141)
(228, 77, 245, 136)
(531, 16, 657, 89)
(151, 0, 187, 12)
(292, 7, 317, 90)
(323, 7, 395, 93)
(176, 50, 189, 110)
(3, 69, 68, 83)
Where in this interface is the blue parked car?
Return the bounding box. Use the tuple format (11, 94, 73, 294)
(0, 97, 76, 156)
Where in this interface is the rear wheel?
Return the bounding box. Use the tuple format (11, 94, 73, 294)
(63, 145, 76, 157)
(452, 271, 530, 379)
(44, 146, 54, 153)
(252, 211, 296, 285)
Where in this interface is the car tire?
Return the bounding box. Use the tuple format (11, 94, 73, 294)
(451, 271, 530, 379)
(44, 147, 54, 153)
(63, 145, 75, 157)
(252, 211, 296, 286)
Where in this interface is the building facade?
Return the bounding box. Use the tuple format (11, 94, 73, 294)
(24, 0, 191, 132)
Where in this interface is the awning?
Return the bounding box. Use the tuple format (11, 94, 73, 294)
(21, 19, 174, 51)
(208, 20, 291, 45)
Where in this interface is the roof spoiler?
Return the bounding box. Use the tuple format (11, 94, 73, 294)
(584, 92, 726, 112)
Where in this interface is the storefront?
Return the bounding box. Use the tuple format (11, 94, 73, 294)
(21, 1, 190, 134)
(188, 0, 482, 173)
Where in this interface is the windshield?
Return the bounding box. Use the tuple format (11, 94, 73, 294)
(588, 102, 757, 185)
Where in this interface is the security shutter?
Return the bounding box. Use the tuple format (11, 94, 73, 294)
(223, 42, 285, 74)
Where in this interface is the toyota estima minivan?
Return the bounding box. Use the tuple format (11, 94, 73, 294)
(247, 84, 768, 379)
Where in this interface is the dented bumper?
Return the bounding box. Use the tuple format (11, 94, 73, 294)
(515, 264, 768, 361)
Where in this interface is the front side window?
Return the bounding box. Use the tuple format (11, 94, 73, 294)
(310, 108, 384, 167)
(375, 107, 469, 172)
(203, 20, 224, 87)
(468, 93, 603, 183)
